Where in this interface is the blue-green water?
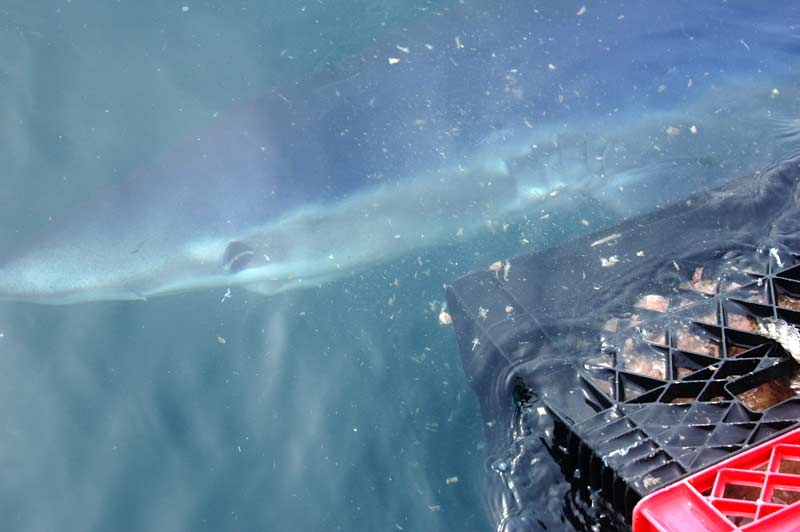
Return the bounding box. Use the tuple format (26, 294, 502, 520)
(0, 1, 798, 531)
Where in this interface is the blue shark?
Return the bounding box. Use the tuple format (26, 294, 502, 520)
(1, 1, 797, 304)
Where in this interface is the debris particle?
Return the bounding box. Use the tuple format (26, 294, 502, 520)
(576, 6, 586, 16)
(471, 338, 481, 351)
(687, 78, 693, 88)
(387, 57, 400, 65)
(657, 84, 666, 93)
(446, 476, 460, 485)
(456, 227, 464, 236)
(540, 213, 550, 220)
(580, 219, 590, 226)
(478, 306, 489, 320)
(502, 223, 510, 232)
(590, 233, 622, 247)
(503, 260, 511, 282)
(643, 476, 661, 489)
(600, 256, 620, 267)
(216, 335, 227, 345)
(770, 247, 784, 268)
(396, 45, 410, 54)
(666, 126, 680, 138)
(505, 305, 514, 314)
(549, 190, 559, 197)
(220, 288, 232, 303)
(438, 310, 453, 326)
(771, 88, 780, 98)
(455, 36, 464, 49)
(489, 261, 503, 275)
(548, 63, 557, 71)
(428, 505, 441, 512)
(740, 39, 751, 53)
(388, 295, 396, 307)
(636, 250, 645, 257)
(689, 125, 698, 135)
(181, 5, 189, 12)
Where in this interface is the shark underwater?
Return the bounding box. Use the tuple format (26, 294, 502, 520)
(1, 1, 799, 305)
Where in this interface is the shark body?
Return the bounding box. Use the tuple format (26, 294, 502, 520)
(1, 1, 798, 304)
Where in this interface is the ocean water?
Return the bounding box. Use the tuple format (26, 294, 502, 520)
(0, 1, 798, 531)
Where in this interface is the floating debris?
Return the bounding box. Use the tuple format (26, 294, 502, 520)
(396, 45, 410, 54)
(666, 126, 680, 138)
(478, 306, 489, 320)
(771, 87, 780, 98)
(216, 335, 227, 345)
(576, 6, 587, 16)
(770, 247, 784, 267)
(438, 310, 452, 326)
(548, 63, 557, 71)
(446, 476, 460, 485)
(689, 125, 698, 135)
(505, 305, 514, 314)
(590, 233, 622, 247)
(600, 256, 620, 267)
(387, 57, 400, 65)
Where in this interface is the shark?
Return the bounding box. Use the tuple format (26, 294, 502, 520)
(1, 1, 798, 305)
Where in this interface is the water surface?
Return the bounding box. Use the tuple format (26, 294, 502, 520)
(0, 1, 798, 531)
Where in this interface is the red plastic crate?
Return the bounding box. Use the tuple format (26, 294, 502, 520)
(633, 427, 800, 531)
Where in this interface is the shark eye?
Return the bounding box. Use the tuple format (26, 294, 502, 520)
(222, 241, 255, 273)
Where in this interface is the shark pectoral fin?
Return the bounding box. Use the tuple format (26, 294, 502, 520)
(222, 241, 255, 273)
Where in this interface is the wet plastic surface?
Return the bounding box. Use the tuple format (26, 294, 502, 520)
(633, 427, 800, 531)
(447, 159, 800, 526)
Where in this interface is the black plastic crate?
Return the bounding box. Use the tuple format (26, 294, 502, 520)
(446, 158, 800, 527)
